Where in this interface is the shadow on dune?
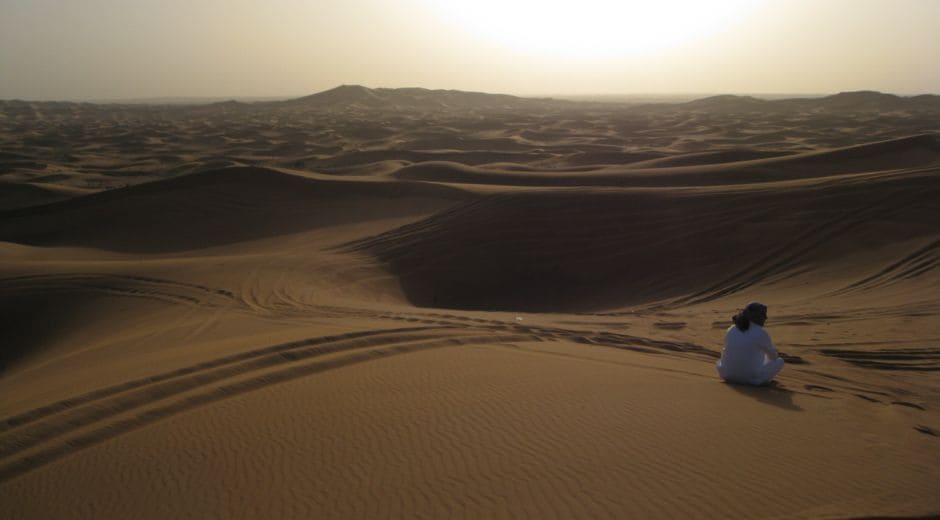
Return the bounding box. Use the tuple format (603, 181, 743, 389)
(349, 158, 940, 311)
(723, 381, 803, 412)
(0, 292, 76, 372)
(0, 166, 472, 253)
(0, 182, 75, 211)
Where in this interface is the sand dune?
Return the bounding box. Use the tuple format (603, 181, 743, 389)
(1, 87, 939, 518)
(287, 84, 564, 111)
(391, 135, 940, 187)
(0, 166, 471, 252)
(662, 90, 940, 114)
(354, 161, 940, 310)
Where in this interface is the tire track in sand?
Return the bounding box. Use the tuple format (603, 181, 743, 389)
(827, 238, 940, 296)
(672, 189, 914, 307)
(0, 327, 541, 482)
(0, 326, 443, 433)
(1, 329, 469, 459)
(0, 273, 238, 308)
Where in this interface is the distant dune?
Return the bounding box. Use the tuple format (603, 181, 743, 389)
(667, 90, 940, 114)
(285, 84, 562, 111)
(1, 86, 939, 519)
(390, 134, 940, 187)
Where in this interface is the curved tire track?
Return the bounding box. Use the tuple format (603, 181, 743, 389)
(0, 273, 238, 308)
(0, 326, 446, 433)
(0, 328, 540, 482)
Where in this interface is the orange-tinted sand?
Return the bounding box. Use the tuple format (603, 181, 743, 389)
(1, 87, 939, 518)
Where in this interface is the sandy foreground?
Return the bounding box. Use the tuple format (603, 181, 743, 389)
(1, 87, 939, 518)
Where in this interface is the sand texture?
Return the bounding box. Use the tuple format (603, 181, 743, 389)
(1, 87, 939, 519)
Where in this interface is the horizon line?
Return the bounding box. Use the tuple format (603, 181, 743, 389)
(2, 85, 938, 105)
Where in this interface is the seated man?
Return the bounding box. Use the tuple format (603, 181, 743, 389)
(716, 302, 784, 386)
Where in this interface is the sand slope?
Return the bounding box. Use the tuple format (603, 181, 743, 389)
(1, 88, 939, 519)
(0, 166, 471, 252)
(356, 140, 940, 310)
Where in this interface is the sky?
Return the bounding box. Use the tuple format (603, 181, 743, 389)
(1, 0, 938, 100)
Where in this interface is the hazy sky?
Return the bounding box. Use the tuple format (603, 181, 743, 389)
(1, 0, 938, 100)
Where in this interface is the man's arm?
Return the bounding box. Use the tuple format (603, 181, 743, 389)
(759, 330, 779, 360)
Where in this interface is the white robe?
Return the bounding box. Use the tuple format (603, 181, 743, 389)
(716, 323, 784, 385)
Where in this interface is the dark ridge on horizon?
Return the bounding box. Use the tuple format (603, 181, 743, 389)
(2, 86, 938, 112)
(283, 84, 563, 110)
(662, 90, 940, 113)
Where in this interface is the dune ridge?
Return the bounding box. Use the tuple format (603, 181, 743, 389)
(389, 134, 940, 187)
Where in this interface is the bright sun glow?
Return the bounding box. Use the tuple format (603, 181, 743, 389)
(427, 0, 761, 58)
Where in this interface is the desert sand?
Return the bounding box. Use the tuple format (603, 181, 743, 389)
(1, 86, 939, 518)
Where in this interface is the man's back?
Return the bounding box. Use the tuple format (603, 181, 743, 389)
(718, 323, 779, 384)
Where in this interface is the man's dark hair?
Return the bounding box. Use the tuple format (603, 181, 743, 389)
(732, 302, 767, 331)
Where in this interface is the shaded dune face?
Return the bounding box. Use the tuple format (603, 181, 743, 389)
(350, 165, 940, 311)
(0, 166, 471, 253)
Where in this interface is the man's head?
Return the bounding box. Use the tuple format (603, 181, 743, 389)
(744, 301, 768, 326)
